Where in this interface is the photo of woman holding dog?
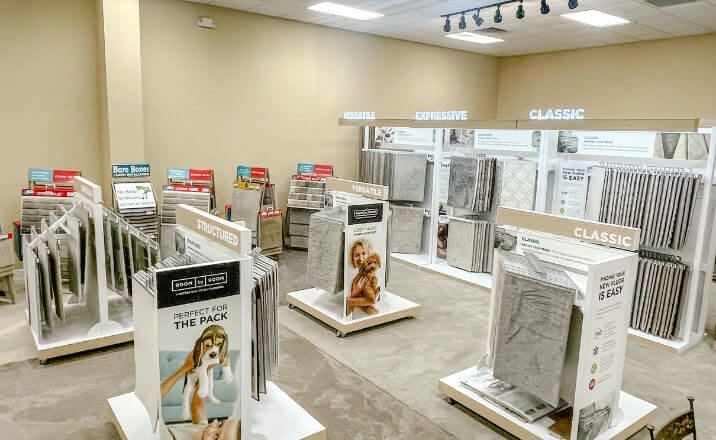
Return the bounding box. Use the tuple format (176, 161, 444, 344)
(346, 239, 382, 318)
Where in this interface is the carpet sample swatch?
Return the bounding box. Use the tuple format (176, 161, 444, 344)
(499, 160, 537, 210)
(232, 187, 263, 233)
(306, 207, 345, 295)
(389, 205, 425, 254)
(391, 153, 427, 202)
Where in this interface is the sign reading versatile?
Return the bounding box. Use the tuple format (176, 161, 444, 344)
(326, 178, 388, 200)
(112, 163, 151, 178)
(343, 111, 376, 120)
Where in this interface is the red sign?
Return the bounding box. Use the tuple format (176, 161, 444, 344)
(164, 184, 211, 193)
(22, 187, 75, 197)
(291, 174, 326, 182)
(52, 169, 81, 183)
(250, 167, 267, 179)
(260, 209, 282, 218)
(189, 169, 213, 181)
(313, 164, 333, 177)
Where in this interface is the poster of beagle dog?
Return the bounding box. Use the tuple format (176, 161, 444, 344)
(155, 260, 241, 426)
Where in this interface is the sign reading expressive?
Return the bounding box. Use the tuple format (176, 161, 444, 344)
(415, 110, 468, 121)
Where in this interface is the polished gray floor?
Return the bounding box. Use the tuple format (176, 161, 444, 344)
(1, 250, 715, 439)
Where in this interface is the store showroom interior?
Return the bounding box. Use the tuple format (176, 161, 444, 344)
(4, 0, 716, 439)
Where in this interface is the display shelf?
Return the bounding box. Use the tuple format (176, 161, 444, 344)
(627, 328, 692, 354)
(438, 366, 656, 440)
(391, 253, 492, 290)
(286, 288, 421, 337)
(109, 382, 326, 440)
(33, 325, 133, 363)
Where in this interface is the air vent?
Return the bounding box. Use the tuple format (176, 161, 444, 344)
(646, 0, 697, 7)
(478, 27, 507, 34)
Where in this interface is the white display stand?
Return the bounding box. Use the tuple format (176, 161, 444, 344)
(24, 176, 152, 362)
(287, 178, 421, 337)
(108, 205, 324, 440)
(439, 366, 655, 440)
(287, 288, 420, 337)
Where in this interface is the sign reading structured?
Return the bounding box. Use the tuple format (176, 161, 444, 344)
(496, 207, 640, 252)
(415, 110, 468, 121)
(326, 178, 388, 200)
(558, 131, 656, 158)
(113, 182, 156, 210)
(343, 111, 375, 120)
(176, 204, 245, 255)
(529, 108, 585, 120)
(474, 130, 538, 151)
(556, 162, 589, 219)
(112, 163, 151, 178)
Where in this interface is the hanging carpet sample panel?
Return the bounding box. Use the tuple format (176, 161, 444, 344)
(389, 205, 424, 254)
(492, 252, 576, 407)
(447, 156, 479, 210)
(391, 153, 428, 202)
(232, 187, 263, 234)
(306, 207, 345, 295)
(499, 160, 537, 210)
(259, 213, 283, 254)
(446, 217, 476, 272)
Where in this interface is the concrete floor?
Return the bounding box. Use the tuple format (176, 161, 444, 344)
(1, 250, 715, 439)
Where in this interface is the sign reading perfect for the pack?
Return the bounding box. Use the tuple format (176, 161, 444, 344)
(326, 178, 388, 201)
(176, 204, 245, 255)
(112, 163, 151, 178)
(496, 207, 640, 252)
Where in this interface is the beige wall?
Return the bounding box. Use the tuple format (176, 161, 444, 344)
(139, 0, 500, 213)
(0, 0, 103, 234)
(497, 33, 716, 120)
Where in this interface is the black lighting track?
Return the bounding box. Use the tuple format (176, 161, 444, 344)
(441, 0, 578, 32)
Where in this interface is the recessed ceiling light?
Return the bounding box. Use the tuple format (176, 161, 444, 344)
(307, 2, 384, 20)
(561, 10, 630, 27)
(446, 32, 504, 44)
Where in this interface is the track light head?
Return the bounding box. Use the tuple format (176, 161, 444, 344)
(473, 10, 484, 26)
(459, 13, 466, 29)
(494, 5, 502, 23)
(444, 16, 451, 32)
(516, 0, 525, 19)
(568, 0, 578, 9)
(540, 0, 550, 14)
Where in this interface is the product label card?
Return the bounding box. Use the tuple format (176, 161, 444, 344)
(114, 182, 156, 210)
(375, 127, 434, 148)
(347, 204, 383, 225)
(558, 131, 656, 158)
(112, 163, 151, 178)
(474, 130, 539, 151)
(556, 163, 589, 219)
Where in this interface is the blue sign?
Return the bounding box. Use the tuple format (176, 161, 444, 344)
(236, 166, 251, 178)
(167, 168, 190, 180)
(297, 163, 314, 174)
(28, 168, 53, 183)
(112, 163, 151, 178)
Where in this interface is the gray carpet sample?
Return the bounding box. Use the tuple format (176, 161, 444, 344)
(389, 205, 424, 254)
(492, 253, 576, 407)
(391, 153, 427, 202)
(447, 156, 478, 210)
(232, 187, 263, 233)
(446, 217, 476, 272)
(306, 207, 345, 295)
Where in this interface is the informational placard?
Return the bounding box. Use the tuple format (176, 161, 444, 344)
(343, 201, 387, 321)
(375, 127, 434, 148)
(326, 178, 388, 200)
(112, 163, 151, 178)
(297, 163, 333, 177)
(164, 183, 211, 193)
(176, 204, 245, 255)
(558, 131, 656, 158)
(113, 182, 156, 210)
(236, 166, 267, 179)
(168, 168, 213, 182)
(438, 160, 450, 204)
(556, 162, 589, 219)
(28, 168, 81, 184)
(474, 130, 538, 151)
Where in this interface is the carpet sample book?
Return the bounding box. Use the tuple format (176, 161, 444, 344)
(306, 207, 345, 295)
(389, 205, 425, 254)
(447, 156, 497, 212)
(446, 217, 495, 273)
(499, 160, 537, 210)
(492, 252, 576, 407)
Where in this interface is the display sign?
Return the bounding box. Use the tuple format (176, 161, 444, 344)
(375, 127, 435, 148)
(176, 204, 245, 255)
(529, 108, 585, 120)
(415, 110, 468, 121)
(113, 182, 156, 210)
(259, 208, 282, 219)
(474, 130, 538, 151)
(297, 163, 333, 177)
(164, 184, 211, 193)
(556, 162, 588, 219)
(28, 168, 81, 184)
(168, 168, 213, 182)
(326, 178, 388, 200)
(22, 187, 74, 197)
(112, 163, 151, 178)
(236, 166, 267, 179)
(343, 111, 375, 120)
(558, 131, 656, 158)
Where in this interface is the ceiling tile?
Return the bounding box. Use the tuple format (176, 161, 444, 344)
(249, 1, 300, 16)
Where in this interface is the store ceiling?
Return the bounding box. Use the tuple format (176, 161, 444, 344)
(188, 0, 716, 56)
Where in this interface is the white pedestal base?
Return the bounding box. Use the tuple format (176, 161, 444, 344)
(438, 366, 656, 440)
(286, 288, 421, 337)
(109, 382, 326, 440)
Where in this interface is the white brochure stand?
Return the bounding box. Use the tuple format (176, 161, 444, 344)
(286, 178, 421, 337)
(109, 205, 325, 440)
(438, 208, 656, 440)
(24, 177, 149, 362)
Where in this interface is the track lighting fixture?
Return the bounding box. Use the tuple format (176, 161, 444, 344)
(516, 0, 525, 19)
(444, 16, 451, 32)
(568, 0, 578, 9)
(494, 5, 502, 23)
(540, 0, 550, 14)
(459, 13, 467, 29)
(473, 10, 484, 26)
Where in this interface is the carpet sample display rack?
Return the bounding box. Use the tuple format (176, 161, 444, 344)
(287, 163, 333, 250)
(108, 204, 324, 440)
(23, 176, 159, 362)
(231, 165, 282, 256)
(160, 167, 215, 255)
(439, 208, 656, 440)
(111, 163, 159, 240)
(286, 178, 421, 337)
